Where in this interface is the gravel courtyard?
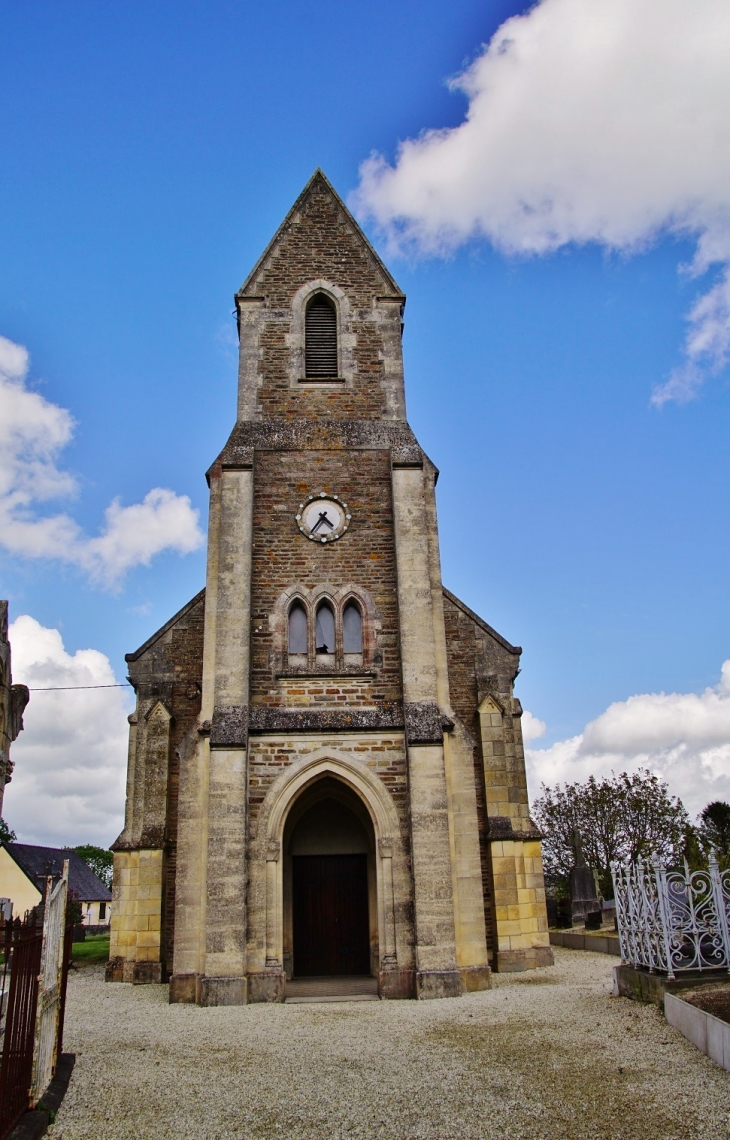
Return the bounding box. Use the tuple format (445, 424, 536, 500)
(49, 948, 729, 1140)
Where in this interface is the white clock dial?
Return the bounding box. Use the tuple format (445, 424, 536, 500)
(296, 492, 351, 543)
(303, 500, 343, 534)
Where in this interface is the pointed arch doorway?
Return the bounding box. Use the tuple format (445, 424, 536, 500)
(283, 777, 376, 979)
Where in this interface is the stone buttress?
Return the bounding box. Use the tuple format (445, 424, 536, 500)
(108, 171, 552, 1001)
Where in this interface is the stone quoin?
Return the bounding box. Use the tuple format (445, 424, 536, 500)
(107, 170, 553, 1004)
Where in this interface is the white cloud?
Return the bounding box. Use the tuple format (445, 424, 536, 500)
(353, 0, 730, 403)
(0, 335, 77, 506)
(80, 490, 203, 582)
(0, 335, 204, 586)
(521, 709, 547, 744)
(2, 616, 130, 847)
(525, 661, 730, 817)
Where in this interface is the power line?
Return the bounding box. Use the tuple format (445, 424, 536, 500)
(28, 683, 132, 691)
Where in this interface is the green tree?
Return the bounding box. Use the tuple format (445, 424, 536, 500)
(68, 844, 113, 890)
(0, 819, 16, 843)
(681, 822, 705, 872)
(532, 769, 689, 899)
(67, 888, 83, 926)
(698, 801, 730, 867)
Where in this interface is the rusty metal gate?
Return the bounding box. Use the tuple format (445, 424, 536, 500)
(0, 917, 43, 1136)
(0, 861, 71, 1138)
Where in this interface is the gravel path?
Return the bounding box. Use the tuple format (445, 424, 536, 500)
(49, 949, 730, 1140)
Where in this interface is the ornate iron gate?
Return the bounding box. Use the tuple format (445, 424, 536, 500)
(612, 853, 730, 977)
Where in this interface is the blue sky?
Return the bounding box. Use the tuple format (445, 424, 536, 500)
(2, 0, 729, 842)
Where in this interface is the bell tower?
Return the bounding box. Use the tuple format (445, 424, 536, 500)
(235, 169, 407, 425)
(110, 171, 552, 1003)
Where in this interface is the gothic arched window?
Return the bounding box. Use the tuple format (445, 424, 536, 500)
(342, 601, 363, 654)
(288, 602, 308, 655)
(305, 293, 338, 378)
(315, 601, 336, 654)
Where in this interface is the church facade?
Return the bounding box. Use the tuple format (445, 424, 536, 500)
(108, 171, 552, 1005)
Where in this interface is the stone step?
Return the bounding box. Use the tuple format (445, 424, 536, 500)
(284, 975, 380, 1003)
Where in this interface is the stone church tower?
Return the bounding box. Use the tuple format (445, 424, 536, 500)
(108, 171, 552, 1004)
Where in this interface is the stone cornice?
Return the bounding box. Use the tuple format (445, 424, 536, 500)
(404, 701, 454, 746)
(248, 704, 404, 736)
(208, 419, 426, 481)
(486, 815, 542, 842)
(210, 705, 249, 748)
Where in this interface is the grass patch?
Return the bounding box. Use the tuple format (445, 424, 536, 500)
(72, 934, 110, 962)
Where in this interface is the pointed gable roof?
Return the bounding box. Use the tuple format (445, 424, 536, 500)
(125, 588, 205, 664)
(442, 587, 522, 656)
(236, 169, 404, 299)
(4, 843, 112, 902)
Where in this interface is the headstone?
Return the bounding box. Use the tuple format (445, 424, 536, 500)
(570, 828, 602, 926)
(556, 897, 572, 928)
(584, 910, 602, 930)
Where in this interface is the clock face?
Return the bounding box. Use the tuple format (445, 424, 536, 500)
(296, 492, 351, 543)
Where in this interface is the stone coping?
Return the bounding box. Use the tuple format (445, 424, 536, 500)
(664, 992, 730, 1071)
(549, 930, 620, 956)
(613, 963, 729, 1006)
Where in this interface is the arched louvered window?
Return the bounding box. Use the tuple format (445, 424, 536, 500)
(342, 601, 363, 654)
(288, 602, 308, 655)
(315, 601, 336, 654)
(305, 293, 338, 378)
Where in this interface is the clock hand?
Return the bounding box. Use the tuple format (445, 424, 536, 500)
(311, 511, 335, 533)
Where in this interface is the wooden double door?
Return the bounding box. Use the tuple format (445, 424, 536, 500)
(292, 854, 370, 976)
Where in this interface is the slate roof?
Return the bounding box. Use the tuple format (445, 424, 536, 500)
(3, 843, 112, 902)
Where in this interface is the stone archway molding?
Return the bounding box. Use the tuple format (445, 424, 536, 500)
(271, 583, 378, 671)
(256, 747, 400, 970)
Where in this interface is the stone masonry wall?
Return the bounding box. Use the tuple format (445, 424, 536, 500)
(261, 677, 384, 708)
(442, 589, 551, 971)
(443, 592, 489, 953)
(248, 734, 409, 838)
(120, 591, 205, 976)
(0, 600, 29, 816)
(442, 591, 522, 959)
(249, 448, 403, 709)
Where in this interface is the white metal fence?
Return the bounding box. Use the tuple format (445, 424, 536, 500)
(611, 854, 730, 978)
